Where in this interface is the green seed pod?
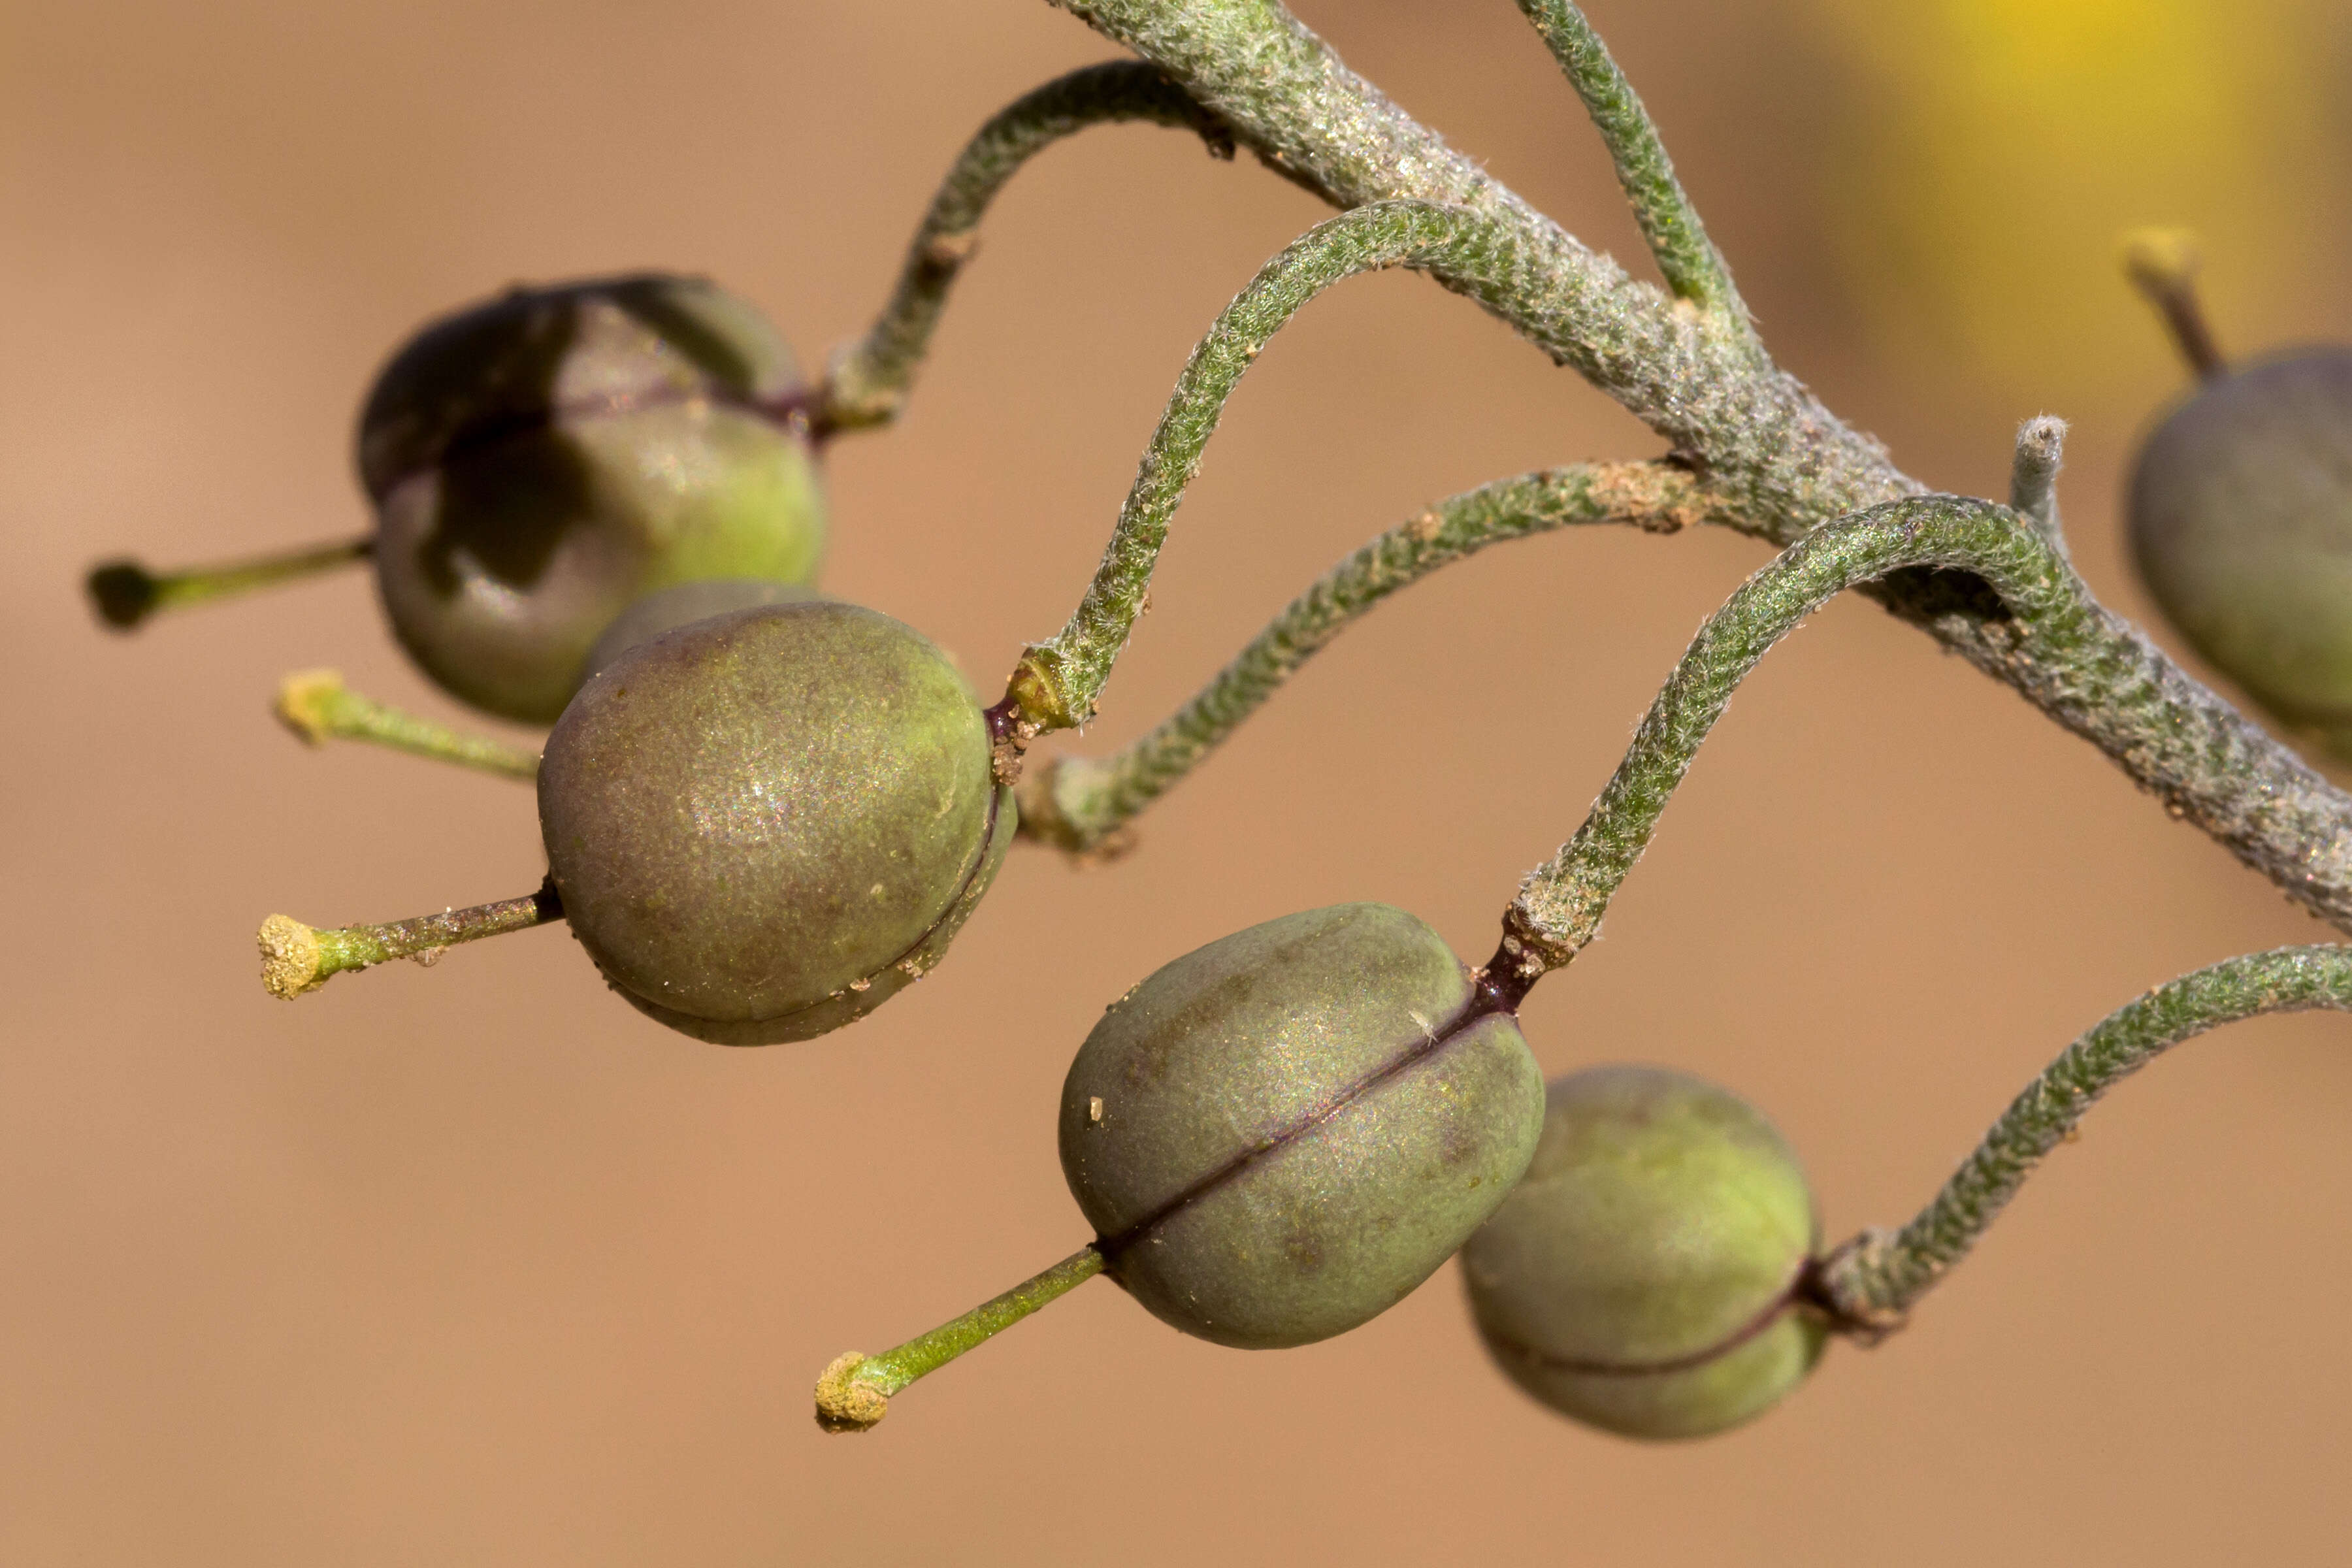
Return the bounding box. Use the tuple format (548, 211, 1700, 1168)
(2128, 348, 2352, 753)
(537, 600, 1013, 1045)
(362, 273, 828, 723)
(581, 577, 819, 680)
(1462, 1064, 1823, 1440)
(1060, 903, 1544, 1349)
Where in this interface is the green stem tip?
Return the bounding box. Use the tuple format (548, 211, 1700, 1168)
(258, 882, 563, 1000)
(86, 535, 371, 630)
(274, 670, 540, 781)
(2007, 415, 2068, 557)
(815, 1245, 1105, 1433)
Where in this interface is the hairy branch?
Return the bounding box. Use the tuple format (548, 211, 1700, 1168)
(821, 61, 1235, 433)
(1512, 0, 1748, 328)
(1048, 0, 2352, 934)
(1004, 199, 1628, 734)
(1019, 461, 1718, 854)
(1508, 496, 2082, 972)
(1816, 946, 2352, 1329)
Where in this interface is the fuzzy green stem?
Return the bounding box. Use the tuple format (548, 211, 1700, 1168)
(274, 670, 540, 781)
(1513, 0, 1746, 327)
(1007, 199, 1571, 734)
(86, 535, 370, 630)
(1510, 495, 2081, 972)
(257, 883, 563, 1000)
(1019, 461, 1714, 853)
(1817, 947, 2352, 1330)
(821, 63, 1233, 434)
(2006, 415, 2068, 557)
(1048, 0, 2352, 938)
(814, 1246, 1105, 1433)
(2122, 227, 2226, 382)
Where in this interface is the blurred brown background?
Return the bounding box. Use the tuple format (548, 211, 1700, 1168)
(5, 1, 2352, 1562)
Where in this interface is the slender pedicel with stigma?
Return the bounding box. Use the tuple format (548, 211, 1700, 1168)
(816, 1248, 1106, 1431)
(2121, 227, 2226, 382)
(86, 535, 370, 630)
(272, 670, 540, 781)
(819, 903, 1544, 1430)
(257, 883, 563, 1000)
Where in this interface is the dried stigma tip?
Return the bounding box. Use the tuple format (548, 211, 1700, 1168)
(86, 561, 160, 629)
(813, 1353, 890, 1433)
(82, 536, 370, 633)
(258, 915, 326, 1000)
(274, 670, 348, 747)
(2120, 227, 2200, 294)
(2119, 227, 2225, 380)
(813, 1247, 1103, 1431)
(252, 887, 561, 1000)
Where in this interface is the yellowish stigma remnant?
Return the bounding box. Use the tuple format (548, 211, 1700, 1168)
(273, 669, 349, 745)
(2121, 227, 2200, 295)
(257, 915, 326, 1000)
(813, 1353, 890, 1433)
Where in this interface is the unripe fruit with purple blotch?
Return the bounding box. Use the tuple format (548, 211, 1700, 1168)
(1060, 902, 1544, 1348)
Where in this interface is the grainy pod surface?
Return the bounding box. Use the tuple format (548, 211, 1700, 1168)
(583, 578, 821, 679)
(1462, 1065, 1821, 1440)
(1061, 903, 1544, 1349)
(362, 274, 828, 723)
(539, 600, 1011, 1045)
(2129, 347, 2352, 747)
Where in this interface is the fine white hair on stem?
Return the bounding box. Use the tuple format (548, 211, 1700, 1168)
(2009, 415, 2070, 558)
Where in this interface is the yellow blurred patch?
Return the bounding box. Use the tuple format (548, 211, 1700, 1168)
(1805, 0, 2338, 414)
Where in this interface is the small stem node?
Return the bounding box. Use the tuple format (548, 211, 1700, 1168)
(2008, 416, 2070, 563)
(1000, 652, 1079, 738)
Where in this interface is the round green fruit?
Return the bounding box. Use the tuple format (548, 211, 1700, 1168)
(2128, 347, 2352, 751)
(537, 600, 1013, 1045)
(361, 273, 828, 723)
(1060, 902, 1544, 1349)
(581, 577, 819, 679)
(1461, 1064, 1822, 1440)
